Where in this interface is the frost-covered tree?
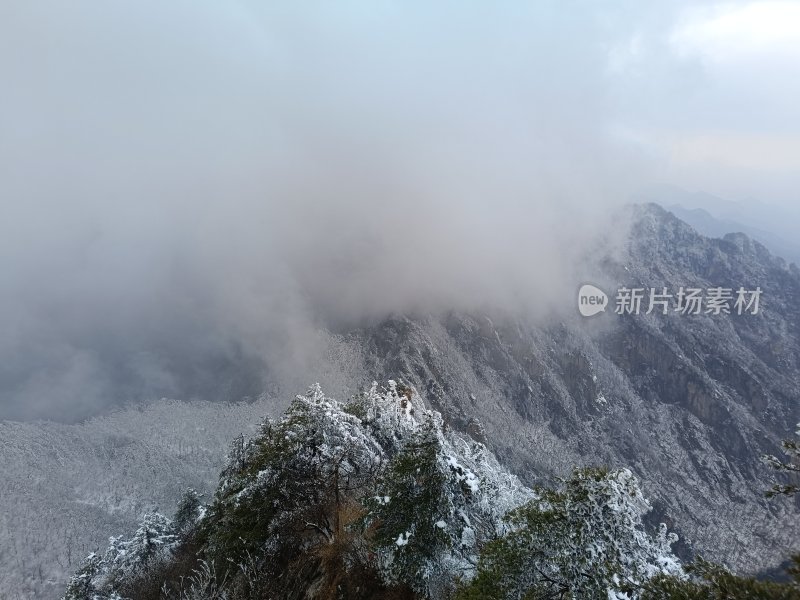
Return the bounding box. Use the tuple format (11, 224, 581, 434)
(62, 382, 687, 600)
(458, 467, 682, 600)
(197, 382, 388, 578)
(62, 553, 107, 600)
(62, 512, 176, 600)
(192, 380, 532, 597)
(172, 488, 204, 535)
(764, 423, 800, 498)
(361, 383, 533, 598)
(103, 512, 175, 586)
(365, 423, 452, 595)
(642, 558, 800, 599)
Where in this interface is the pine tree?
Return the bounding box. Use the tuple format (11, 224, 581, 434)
(642, 558, 800, 599)
(172, 488, 203, 535)
(365, 423, 452, 596)
(62, 553, 104, 600)
(61, 513, 175, 600)
(458, 467, 682, 600)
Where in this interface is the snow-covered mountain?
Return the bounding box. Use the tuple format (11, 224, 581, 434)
(641, 184, 800, 265)
(2, 204, 799, 597)
(328, 204, 800, 573)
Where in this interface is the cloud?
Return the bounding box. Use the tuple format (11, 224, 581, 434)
(670, 1, 800, 64)
(665, 132, 800, 172)
(604, 1, 800, 204)
(1, 1, 791, 420)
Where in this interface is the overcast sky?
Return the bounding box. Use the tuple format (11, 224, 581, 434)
(1, 1, 798, 420)
(609, 1, 800, 206)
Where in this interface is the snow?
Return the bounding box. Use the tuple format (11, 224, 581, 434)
(395, 531, 412, 547)
(445, 455, 480, 494)
(460, 527, 476, 548)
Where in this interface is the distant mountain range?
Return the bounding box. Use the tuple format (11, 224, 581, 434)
(642, 184, 800, 265)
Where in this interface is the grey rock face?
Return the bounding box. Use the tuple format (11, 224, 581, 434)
(329, 203, 799, 573)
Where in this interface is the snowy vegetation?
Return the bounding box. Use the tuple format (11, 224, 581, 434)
(0, 399, 272, 599)
(457, 468, 682, 599)
(59, 382, 723, 600)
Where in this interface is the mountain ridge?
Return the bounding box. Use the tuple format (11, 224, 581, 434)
(2, 204, 798, 597)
